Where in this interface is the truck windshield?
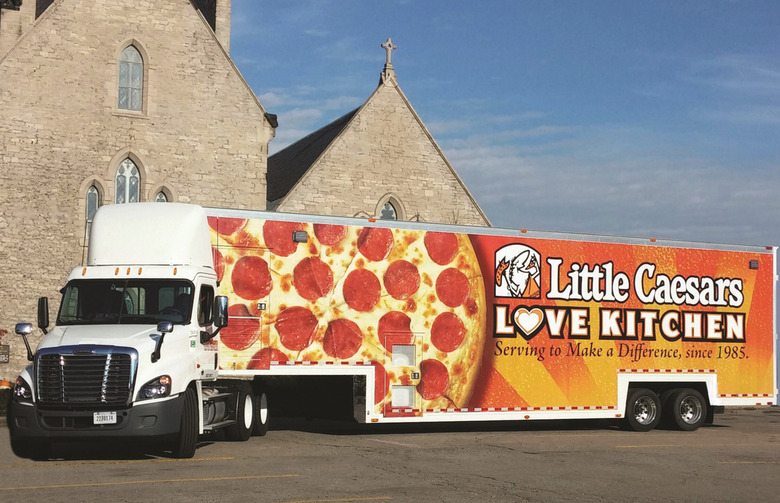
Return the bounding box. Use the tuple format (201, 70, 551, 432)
(57, 279, 194, 326)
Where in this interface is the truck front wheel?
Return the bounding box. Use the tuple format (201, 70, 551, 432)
(668, 388, 707, 431)
(625, 388, 661, 432)
(172, 388, 198, 458)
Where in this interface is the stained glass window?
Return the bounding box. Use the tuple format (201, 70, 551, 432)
(118, 46, 143, 111)
(116, 158, 140, 204)
(86, 185, 99, 221)
(380, 201, 397, 220)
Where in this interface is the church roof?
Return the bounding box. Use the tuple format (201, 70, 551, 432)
(266, 107, 358, 207)
(266, 38, 489, 225)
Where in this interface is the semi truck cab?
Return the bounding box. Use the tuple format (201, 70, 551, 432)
(8, 203, 261, 459)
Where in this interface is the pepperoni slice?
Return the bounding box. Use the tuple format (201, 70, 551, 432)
(247, 347, 288, 370)
(293, 256, 334, 301)
(323, 319, 363, 359)
(357, 227, 393, 261)
(435, 268, 470, 308)
(343, 269, 381, 312)
(208, 216, 247, 236)
(263, 220, 302, 257)
(313, 224, 348, 246)
(213, 247, 225, 283)
(219, 304, 260, 350)
(373, 362, 388, 404)
(231, 255, 272, 300)
(377, 311, 413, 349)
(431, 312, 466, 353)
(275, 306, 317, 351)
(417, 359, 449, 400)
(383, 260, 420, 300)
(424, 232, 459, 265)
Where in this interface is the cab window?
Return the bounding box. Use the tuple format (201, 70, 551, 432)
(198, 286, 214, 326)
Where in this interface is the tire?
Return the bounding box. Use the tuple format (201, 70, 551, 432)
(252, 390, 269, 437)
(668, 388, 707, 431)
(625, 388, 661, 432)
(226, 383, 254, 441)
(172, 388, 198, 458)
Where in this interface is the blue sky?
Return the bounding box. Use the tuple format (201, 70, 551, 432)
(229, 1, 780, 247)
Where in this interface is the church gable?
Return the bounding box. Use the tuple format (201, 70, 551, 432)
(273, 42, 489, 226)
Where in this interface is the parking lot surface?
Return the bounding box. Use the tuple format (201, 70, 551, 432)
(1, 408, 779, 502)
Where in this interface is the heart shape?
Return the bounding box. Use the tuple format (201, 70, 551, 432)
(513, 307, 545, 341)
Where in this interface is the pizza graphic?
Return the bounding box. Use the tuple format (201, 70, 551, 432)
(209, 216, 487, 413)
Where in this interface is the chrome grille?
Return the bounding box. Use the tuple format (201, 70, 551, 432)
(36, 349, 135, 407)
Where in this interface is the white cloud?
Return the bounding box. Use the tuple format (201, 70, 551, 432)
(278, 108, 323, 129)
(323, 95, 363, 110)
(257, 91, 287, 108)
(446, 123, 780, 247)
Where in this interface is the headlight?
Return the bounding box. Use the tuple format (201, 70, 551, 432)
(13, 377, 33, 403)
(137, 375, 172, 400)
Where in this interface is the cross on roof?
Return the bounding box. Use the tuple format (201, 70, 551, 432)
(381, 37, 397, 66)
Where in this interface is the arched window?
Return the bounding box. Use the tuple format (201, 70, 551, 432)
(118, 45, 143, 111)
(116, 158, 140, 203)
(379, 201, 398, 220)
(155, 191, 168, 202)
(86, 185, 100, 221)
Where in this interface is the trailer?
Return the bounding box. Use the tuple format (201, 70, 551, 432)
(8, 203, 777, 458)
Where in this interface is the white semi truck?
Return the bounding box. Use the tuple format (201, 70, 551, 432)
(8, 203, 777, 458)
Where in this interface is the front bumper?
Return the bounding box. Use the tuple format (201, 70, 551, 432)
(7, 393, 186, 442)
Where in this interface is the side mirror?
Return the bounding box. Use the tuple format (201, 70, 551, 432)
(214, 295, 228, 329)
(15, 323, 34, 361)
(15, 323, 32, 336)
(157, 321, 174, 334)
(151, 322, 173, 363)
(37, 297, 49, 334)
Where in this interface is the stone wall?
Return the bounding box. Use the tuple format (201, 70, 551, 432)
(0, 0, 272, 377)
(0, 0, 35, 59)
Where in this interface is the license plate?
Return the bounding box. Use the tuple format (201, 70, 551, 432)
(93, 411, 117, 425)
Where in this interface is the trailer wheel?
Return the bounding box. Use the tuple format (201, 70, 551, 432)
(668, 388, 707, 431)
(172, 388, 198, 458)
(226, 383, 254, 441)
(625, 388, 661, 432)
(252, 390, 269, 436)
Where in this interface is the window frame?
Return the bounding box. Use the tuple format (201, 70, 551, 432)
(118, 45, 144, 112)
(115, 157, 141, 204)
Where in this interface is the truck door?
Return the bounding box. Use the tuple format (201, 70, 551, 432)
(194, 284, 219, 380)
(383, 333, 423, 417)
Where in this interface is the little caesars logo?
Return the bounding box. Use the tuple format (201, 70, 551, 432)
(494, 244, 541, 299)
(492, 245, 747, 346)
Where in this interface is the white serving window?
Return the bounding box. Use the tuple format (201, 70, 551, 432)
(392, 344, 415, 367)
(391, 385, 415, 408)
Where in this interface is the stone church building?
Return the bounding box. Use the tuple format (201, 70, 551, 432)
(0, 0, 488, 376)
